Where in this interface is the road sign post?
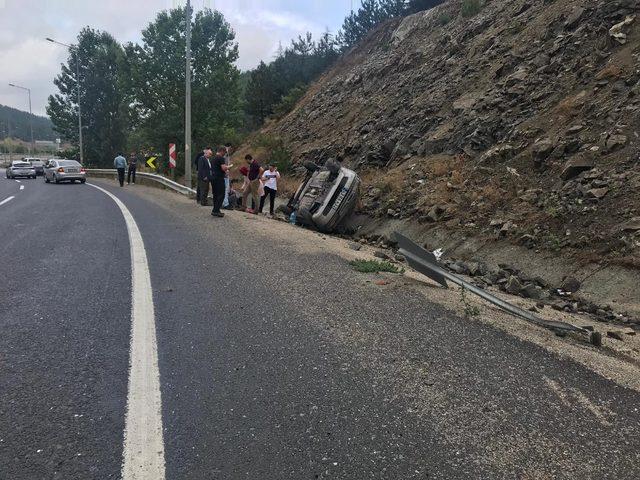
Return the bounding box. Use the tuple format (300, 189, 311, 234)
(169, 143, 177, 180)
(169, 144, 177, 168)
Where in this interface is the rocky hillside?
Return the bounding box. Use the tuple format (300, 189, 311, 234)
(259, 0, 640, 265)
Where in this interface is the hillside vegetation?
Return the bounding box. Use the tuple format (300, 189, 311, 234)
(253, 0, 640, 264)
(0, 104, 56, 142)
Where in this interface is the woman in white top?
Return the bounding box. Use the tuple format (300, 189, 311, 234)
(259, 163, 281, 216)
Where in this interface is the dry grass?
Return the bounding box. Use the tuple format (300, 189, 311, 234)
(477, 180, 505, 204)
(554, 90, 587, 117)
(277, 175, 301, 197)
(359, 166, 407, 195)
(450, 169, 464, 185)
(595, 63, 624, 81)
(427, 154, 465, 178)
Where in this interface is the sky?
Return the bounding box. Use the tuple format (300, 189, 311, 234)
(0, 0, 356, 116)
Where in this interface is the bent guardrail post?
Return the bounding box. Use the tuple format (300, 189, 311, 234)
(394, 232, 602, 346)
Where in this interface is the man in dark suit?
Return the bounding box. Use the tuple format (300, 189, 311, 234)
(210, 146, 230, 217)
(194, 147, 211, 204)
(197, 147, 213, 206)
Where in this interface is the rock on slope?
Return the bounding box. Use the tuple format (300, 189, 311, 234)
(261, 0, 640, 263)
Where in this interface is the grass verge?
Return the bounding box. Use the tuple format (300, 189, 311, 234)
(350, 259, 404, 274)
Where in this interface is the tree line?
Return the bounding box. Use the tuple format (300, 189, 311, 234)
(0, 104, 56, 142)
(48, 1, 445, 168)
(243, 0, 445, 126)
(47, 8, 240, 169)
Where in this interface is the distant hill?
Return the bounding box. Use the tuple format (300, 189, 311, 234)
(0, 104, 57, 142)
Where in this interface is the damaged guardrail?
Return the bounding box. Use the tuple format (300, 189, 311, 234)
(86, 169, 196, 197)
(394, 232, 602, 347)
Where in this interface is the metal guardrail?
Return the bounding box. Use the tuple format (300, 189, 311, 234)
(86, 169, 196, 197)
(394, 232, 602, 346)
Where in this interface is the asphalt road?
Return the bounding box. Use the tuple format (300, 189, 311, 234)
(1, 175, 639, 479)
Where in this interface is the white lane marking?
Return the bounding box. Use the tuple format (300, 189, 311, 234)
(15, 179, 21, 183)
(20, 185, 24, 190)
(88, 183, 165, 479)
(0, 196, 15, 206)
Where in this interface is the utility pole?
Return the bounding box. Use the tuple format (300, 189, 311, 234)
(8, 83, 34, 154)
(184, 0, 192, 188)
(75, 53, 84, 164)
(46, 37, 84, 163)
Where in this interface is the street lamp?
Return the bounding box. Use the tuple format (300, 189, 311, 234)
(8, 83, 34, 154)
(184, 0, 192, 188)
(46, 37, 84, 163)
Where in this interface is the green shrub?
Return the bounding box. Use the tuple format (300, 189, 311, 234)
(349, 259, 404, 274)
(273, 85, 307, 119)
(461, 0, 482, 17)
(437, 12, 452, 25)
(460, 286, 480, 317)
(251, 134, 293, 173)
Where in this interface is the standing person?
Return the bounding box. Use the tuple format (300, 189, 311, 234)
(222, 143, 233, 210)
(241, 154, 263, 213)
(259, 164, 281, 216)
(211, 146, 230, 217)
(238, 165, 250, 210)
(114, 152, 127, 187)
(127, 152, 138, 184)
(197, 148, 213, 206)
(193, 148, 207, 204)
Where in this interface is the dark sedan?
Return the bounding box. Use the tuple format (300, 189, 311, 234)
(29, 159, 45, 176)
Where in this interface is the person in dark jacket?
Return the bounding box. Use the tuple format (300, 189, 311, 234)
(127, 152, 138, 184)
(210, 146, 230, 217)
(197, 148, 213, 206)
(194, 147, 210, 204)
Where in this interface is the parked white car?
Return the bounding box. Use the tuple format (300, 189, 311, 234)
(6, 160, 36, 179)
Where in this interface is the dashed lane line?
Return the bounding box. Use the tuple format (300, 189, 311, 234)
(0, 196, 15, 206)
(20, 185, 24, 190)
(87, 183, 165, 480)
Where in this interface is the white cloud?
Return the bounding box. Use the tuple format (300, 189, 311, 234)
(0, 0, 346, 116)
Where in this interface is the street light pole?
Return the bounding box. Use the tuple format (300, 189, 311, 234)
(75, 55, 84, 164)
(8, 83, 34, 154)
(46, 37, 84, 163)
(184, 0, 192, 188)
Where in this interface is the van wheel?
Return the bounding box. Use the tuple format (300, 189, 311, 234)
(80, 179, 86, 184)
(45, 176, 50, 183)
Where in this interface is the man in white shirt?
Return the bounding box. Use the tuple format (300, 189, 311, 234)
(259, 163, 281, 216)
